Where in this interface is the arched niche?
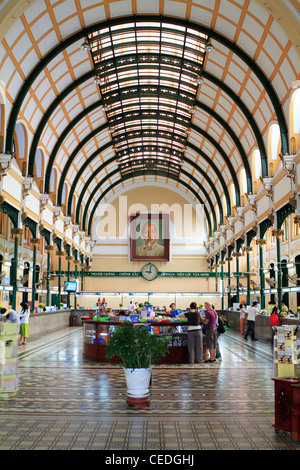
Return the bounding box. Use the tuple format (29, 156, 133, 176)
(289, 86, 300, 153)
(14, 122, 28, 175)
(268, 122, 281, 177)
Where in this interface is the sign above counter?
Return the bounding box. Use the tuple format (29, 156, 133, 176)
(52, 271, 244, 278)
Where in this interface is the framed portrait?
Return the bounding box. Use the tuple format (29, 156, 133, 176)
(130, 213, 170, 262)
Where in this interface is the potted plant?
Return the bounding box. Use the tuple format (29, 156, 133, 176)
(106, 321, 170, 407)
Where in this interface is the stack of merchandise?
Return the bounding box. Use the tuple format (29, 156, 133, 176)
(0, 322, 18, 395)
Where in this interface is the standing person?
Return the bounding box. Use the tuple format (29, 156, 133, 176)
(244, 300, 259, 341)
(270, 305, 281, 345)
(0, 307, 20, 333)
(181, 302, 203, 364)
(200, 302, 217, 363)
(239, 303, 247, 336)
(19, 301, 30, 345)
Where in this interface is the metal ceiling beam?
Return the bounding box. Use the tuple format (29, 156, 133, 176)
(65, 144, 230, 220)
(83, 169, 215, 237)
(34, 69, 255, 196)
(73, 154, 223, 229)
(5, 15, 288, 163)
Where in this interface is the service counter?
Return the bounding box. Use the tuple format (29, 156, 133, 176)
(218, 310, 300, 342)
(82, 319, 192, 364)
(0, 309, 95, 341)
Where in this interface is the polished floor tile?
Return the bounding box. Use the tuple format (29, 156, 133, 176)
(0, 326, 299, 451)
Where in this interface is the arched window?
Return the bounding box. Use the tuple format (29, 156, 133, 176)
(35, 149, 44, 179)
(14, 122, 27, 159)
(253, 149, 261, 179)
(239, 168, 247, 198)
(230, 182, 236, 209)
(0, 90, 4, 153)
(291, 88, 300, 135)
(268, 123, 281, 177)
(62, 183, 68, 205)
(269, 124, 281, 161)
(50, 168, 57, 193)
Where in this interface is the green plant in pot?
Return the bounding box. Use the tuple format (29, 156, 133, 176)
(106, 322, 170, 407)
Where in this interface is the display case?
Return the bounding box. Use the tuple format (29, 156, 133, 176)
(82, 320, 190, 364)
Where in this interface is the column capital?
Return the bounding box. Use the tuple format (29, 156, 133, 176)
(11, 227, 23, 237)
(56, 251, 65, 257)
(255, 239, 266, 246)
(31, 238, 40, 245)
(45, 245, 54, 251)
(243, 246, 252, 253)
(271, 229, 284, 238)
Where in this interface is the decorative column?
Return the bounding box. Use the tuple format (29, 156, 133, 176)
(31, 238, 40, 313)
(219, 260, 225, 310)
(272, 228, 284, 312)
(66, 254, 73, 308)
(233, 251, 242, 304)
(80, 254, 85, 291)
(74, 259, 80, 308)
(256, 239, 266, 309)
(56, 250, 64, 309)
(10, 228, 23, 310)
(225, 255, 233, 308)
(44, 245, 53, 307)
(243, 246, 252, 306)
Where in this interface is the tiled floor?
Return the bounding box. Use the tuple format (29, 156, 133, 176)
(0, 326, 299, 451)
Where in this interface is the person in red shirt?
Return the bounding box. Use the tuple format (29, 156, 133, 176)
(270, 306, 281, 345)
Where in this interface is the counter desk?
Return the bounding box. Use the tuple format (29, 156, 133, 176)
(82, 319, 193, 364)
(218, 310, 300, 343)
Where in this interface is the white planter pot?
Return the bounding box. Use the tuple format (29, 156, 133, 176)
(123, 367, 152, 407)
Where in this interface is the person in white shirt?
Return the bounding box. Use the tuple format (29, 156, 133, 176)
(244, 300, 258, 341)
(19, 301, 30, 346)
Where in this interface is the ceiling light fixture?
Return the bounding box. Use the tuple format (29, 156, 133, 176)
(81, 41, 91, 51)
(93, 75, 101, 84)
(196, 76, 204, 85)
(205, 42, 214, 52)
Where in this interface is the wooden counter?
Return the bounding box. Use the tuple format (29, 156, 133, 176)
(82, 319, 190, 364)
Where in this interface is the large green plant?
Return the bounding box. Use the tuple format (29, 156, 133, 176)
(106, 322, 170, 369)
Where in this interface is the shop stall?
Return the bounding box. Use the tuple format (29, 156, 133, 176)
(82, 317, 192, 364)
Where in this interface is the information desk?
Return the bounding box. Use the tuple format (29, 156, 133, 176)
(82, 320, 192, 364)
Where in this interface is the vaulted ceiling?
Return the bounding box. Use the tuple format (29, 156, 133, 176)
(1, 0, 299, 238)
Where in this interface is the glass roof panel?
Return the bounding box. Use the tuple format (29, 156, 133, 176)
(88, 20, 209, 176)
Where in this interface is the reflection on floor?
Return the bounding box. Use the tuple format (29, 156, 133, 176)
(0, 326, 299, 451)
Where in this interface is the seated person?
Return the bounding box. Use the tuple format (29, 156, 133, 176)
(169, 303, 180, 318)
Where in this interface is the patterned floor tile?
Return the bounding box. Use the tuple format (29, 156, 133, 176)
(0, 327, 299, 451)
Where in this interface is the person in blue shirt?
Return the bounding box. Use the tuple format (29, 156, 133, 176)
(169, 303, 180, 318)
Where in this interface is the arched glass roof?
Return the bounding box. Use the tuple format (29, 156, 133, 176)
(88, 20, 209, 177)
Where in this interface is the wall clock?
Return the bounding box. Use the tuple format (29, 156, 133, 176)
(141, 263, 158, 281)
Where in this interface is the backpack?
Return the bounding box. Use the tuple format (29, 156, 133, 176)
(217, 317, 225, 334)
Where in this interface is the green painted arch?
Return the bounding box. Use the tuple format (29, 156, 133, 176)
(85, 170, 214, 237)
(45, 122, 107, 194)
(54, 118, 238, 213)
(5, 16, 287, 182)
(65, 144, 231, 220)
(75, 155, 224, 226)
(35, 70, 254, 197)
(79, 167, 219, 235)
(52, 99, 239, 213)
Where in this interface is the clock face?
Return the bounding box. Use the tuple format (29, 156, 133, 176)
(141, 263, 158, 281)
